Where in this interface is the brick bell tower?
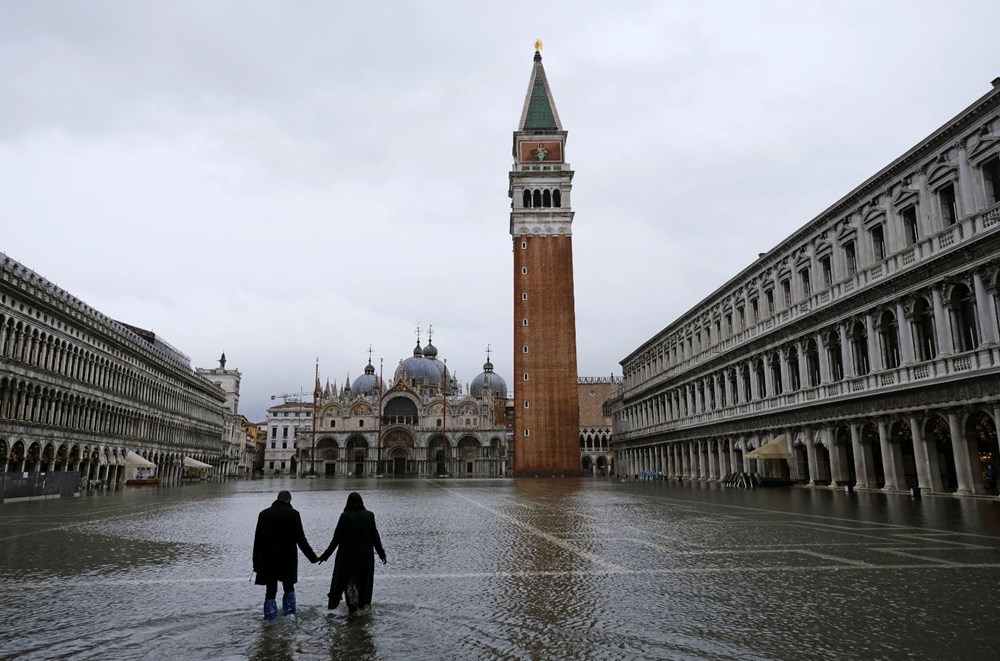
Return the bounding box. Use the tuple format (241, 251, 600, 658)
(509, 42, 581, 476)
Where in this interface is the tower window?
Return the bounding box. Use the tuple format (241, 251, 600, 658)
(532, 190, 542, 207)
(522, 345, 528, 353)
(521, 241, 527, 249)
(523, 400, 529, 408)
(523, 428, 530, 437)
(522, 319, 528, 326)
(522, 190, 531, 208)
(522, 293, 527, 300)
(542, 190, 551, 207)
(553, 189, 561, 207)
(521, 267, 527, 274)
(523, 373, 529, 380)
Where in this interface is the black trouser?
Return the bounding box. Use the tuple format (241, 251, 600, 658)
(264, 579, 294, 600)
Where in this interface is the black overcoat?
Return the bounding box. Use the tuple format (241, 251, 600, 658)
(252, 499, 317, 585)
(319, 509, 386, 606)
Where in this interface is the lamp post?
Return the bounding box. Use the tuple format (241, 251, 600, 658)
(312, 359, 319, 477)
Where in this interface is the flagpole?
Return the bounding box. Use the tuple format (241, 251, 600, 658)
(377, 357, 384, 476)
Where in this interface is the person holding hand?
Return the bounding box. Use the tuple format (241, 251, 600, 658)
(318, 491, 387, 614)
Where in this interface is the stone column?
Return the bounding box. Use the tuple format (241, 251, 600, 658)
(827, 425, 845, 485)
(797, 341, 810, 389)
(931, 286, 953, 355)
(804, 428, 818, 485)
(895, 300, 915, 365)
(763, 354, 775, 398)
(973, 270, 996, 345)
(749, 361, 760, 401)
(708, 441, 719, 480)
(817, 334, 832, 384)
(948, 410, 980, 494)
(724, 371, 735, 408)
(850, 423, 871, 489)
(908, 415, 941, 493)
(839, 323, 855, 379)
(877, 419, 901, 490)
(865, 313, 881, 372)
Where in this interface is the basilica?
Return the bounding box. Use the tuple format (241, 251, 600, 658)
(262, 335, 511, 478)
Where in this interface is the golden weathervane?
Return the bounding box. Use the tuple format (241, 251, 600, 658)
(534, 39, 543, 52)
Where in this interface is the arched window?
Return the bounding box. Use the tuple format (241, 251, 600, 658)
(805, 339, 821, 386)
(913, 297, 937, 361)
(878, 310, 900, 369)
(950, 284, 979, 351)
(754, 360, 766, 398)
(542, 189, 551, 207)
(553, 189, 561, 207)
(787, 347, 800, 391)
(532, 190, 542, 207)
(822, 332, 841, 381)
(769, 352, 783, 394)
(523, 190, 531, 208)
(850, 321, 869, 375)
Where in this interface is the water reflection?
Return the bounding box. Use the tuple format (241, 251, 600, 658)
(1, 478, 999, 659)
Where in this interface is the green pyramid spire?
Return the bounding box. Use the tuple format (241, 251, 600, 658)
(518, 48, 563, 132)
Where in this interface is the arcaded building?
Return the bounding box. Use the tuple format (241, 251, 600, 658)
(510, 45, 581, 476)
(611, 78, 1000, 496)
(0, 253, 226, 497)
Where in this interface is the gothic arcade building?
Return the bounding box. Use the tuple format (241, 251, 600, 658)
(611, 79, 1000, 497)
(0, 253, 228, 495)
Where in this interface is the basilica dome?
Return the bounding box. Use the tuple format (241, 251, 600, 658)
(394, 342, 442, 388)
(470, 358, 507, 398)
(351, 360, 385, 397)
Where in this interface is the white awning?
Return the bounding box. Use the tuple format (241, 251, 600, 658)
(183, 456, 213, 470)
(125, 450, 156, 468)
(745, 435, 791, 460)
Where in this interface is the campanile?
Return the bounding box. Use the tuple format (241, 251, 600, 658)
(509, 43, 581, 476)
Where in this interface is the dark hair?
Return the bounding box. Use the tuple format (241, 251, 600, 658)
(344, 492, 365, 512)
(277, 490, 292, 503)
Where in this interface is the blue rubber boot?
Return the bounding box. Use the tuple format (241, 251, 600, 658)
(282, 591, 296, 616)
(263, 598, 278, 621)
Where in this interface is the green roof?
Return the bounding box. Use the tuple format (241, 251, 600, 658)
(523, 69, 558, 130)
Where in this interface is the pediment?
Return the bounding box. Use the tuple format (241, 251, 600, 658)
(892, 187, 919, 209)
(926, 163, 958, 187)
(863, 207, 886, 228)
(836, 224, 857, 244)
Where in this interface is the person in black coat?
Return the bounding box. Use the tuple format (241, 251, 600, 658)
(318, 491, 387, 613)
(252, 490, 318, 620)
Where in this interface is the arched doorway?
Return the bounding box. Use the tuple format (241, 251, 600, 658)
(458, 437, 480, 475)
(967, 410, 997, 486)
(316, 437, 340, 477)
(582, 455, 593, 474)
(388, 447, 409, 476)
(890, 420, 918, 489)
(836, 426, 856, 485)
(862, 423, 885, 488)
(382, 429, 414, 476)
(346, 436, 367, 477)
(926, 415, 958, 491)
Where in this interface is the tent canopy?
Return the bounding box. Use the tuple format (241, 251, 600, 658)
(745, 435, 791, 460)
(183, 456, 213, 470)
(125, 450, 156, 468)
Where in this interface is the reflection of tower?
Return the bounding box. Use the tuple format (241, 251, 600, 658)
(509, 44, 581, 476)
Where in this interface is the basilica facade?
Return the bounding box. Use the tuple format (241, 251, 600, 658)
(262, 337, 512, 478)
(611, 78, 1000, 497)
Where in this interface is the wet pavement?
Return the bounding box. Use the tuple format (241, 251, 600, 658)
(1, 477, 999, 660)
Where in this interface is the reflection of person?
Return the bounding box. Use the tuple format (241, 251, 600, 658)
(252, 490, 318, 620)
(318, 492, 387, 614)
(986, 464, 998, 495)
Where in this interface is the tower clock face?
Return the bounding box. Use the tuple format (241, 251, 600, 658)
(519, 141, 562, 163)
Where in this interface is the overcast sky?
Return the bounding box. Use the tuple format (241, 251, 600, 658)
(2, 1, 999, 422)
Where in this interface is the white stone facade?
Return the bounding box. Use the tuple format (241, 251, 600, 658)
(0, 253, 226, 493)
(611, 79, 1000, 496)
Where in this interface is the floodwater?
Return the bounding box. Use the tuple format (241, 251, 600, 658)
(1, 478, 999, 660)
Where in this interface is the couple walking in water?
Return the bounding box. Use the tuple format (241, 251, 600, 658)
(251, 490, 387, 620)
